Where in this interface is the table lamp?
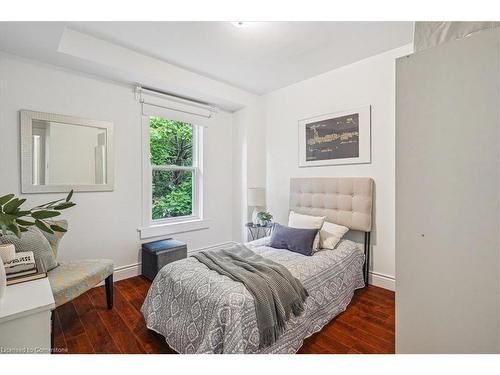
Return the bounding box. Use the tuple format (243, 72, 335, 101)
(247, 187, 266, 224)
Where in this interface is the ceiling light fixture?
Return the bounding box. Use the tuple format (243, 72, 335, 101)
(231, 22, 246, 28)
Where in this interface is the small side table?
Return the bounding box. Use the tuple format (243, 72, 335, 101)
(246, 222, 273, 241)
(0, 277, 55, 354)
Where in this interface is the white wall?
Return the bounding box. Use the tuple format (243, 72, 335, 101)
(396, 29, 500, 353)
(232, 109, 248, 243)
(260, 44, 413, 290)
(232, 98, 266, 242)
(0, 55, 235, 279)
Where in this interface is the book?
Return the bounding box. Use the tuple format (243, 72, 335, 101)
(6, 258, 47, 286)
(6, 267, 38, 278)
(4, 251, 36, 275)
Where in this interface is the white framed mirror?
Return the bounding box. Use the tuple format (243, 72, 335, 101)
(20, 110, 114, 193)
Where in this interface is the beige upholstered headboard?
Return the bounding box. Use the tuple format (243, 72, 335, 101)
(289, 177, 374, 232)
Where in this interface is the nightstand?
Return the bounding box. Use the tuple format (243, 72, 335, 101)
(245, 222, 273, 241)
(0, 277, 55, 354)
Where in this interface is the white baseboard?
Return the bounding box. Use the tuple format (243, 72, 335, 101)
(369, 271, 395, 291)
(114, 262, 141, 281)
(95, 262, 141, 286)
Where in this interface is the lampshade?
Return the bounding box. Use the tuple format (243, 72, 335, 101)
(247, 187, 266, 207)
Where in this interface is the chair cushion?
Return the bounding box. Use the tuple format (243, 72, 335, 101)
(48, 259, 114, 307)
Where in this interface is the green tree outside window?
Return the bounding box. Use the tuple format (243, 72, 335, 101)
(150, 117, 194, 220)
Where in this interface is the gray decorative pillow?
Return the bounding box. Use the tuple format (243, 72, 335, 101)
(0, 227, 58, 271)
(269, 223, 318, 256)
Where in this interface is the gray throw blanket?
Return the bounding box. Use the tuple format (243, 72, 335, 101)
(192, 244, 308, 348)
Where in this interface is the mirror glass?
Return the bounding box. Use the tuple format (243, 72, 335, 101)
(21, 111, 113, 193)
(31, 120, 108, 185)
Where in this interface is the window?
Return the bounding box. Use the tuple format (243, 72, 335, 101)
(137, 87, 213, 238)
(148, 116, 202, 224)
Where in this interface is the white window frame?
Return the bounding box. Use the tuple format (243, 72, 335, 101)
(139, 115, 208, 239)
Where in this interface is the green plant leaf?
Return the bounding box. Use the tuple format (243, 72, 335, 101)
(16, 219, 36, 226)
(257, 211, 272, 221)
(3, 198, 26, 214)
(50, 224, 67, 233)
(33, 198, 65, 209)
(0, 194, 15, 206)
(31, 210, 61, 220)
(7, 223, 21, 238)
(66, 189, 74, 203)
(0, 212, 16, 226)
(53, 202, 76, 210)
(35, 219, 54, 234)
(14, 210, 31, 218)
(0, 192, 76, 237)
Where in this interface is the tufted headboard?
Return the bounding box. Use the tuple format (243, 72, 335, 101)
(289, 177, 374, 232)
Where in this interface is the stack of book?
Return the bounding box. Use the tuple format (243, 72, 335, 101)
(3, 251, 47, 285)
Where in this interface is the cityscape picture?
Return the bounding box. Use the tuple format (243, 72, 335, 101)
(305, 113, 360, 161)
(298, 106, 371, 167)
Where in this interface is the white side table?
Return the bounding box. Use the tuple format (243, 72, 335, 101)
(0, 278, 55, 354)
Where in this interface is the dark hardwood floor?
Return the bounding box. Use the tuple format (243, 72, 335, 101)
(53, 276, 395, 354)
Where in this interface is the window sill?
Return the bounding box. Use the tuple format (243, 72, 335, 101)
(138, 218, 211, 239)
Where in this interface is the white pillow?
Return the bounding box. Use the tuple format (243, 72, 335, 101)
(320, 221, 349, 250)
(288, 211, 325, 251)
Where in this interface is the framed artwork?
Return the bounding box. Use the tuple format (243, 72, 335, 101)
(298, 106, 371, 167)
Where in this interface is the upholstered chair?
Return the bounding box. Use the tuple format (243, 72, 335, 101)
(41, 220, 114, 310)
(48, 260, 114, 309)
(42, 220, 114, 347)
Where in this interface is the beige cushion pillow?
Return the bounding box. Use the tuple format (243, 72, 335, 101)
(320, 221, 349, 250)
(288, 211, 325, 251)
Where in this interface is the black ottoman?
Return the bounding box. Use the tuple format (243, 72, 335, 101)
(141, 238, 187, 281)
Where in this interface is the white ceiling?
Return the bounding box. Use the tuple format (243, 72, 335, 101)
(0, 21, 413, 95)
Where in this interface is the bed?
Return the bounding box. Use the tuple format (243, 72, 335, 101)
(141, 177, 374, 354)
